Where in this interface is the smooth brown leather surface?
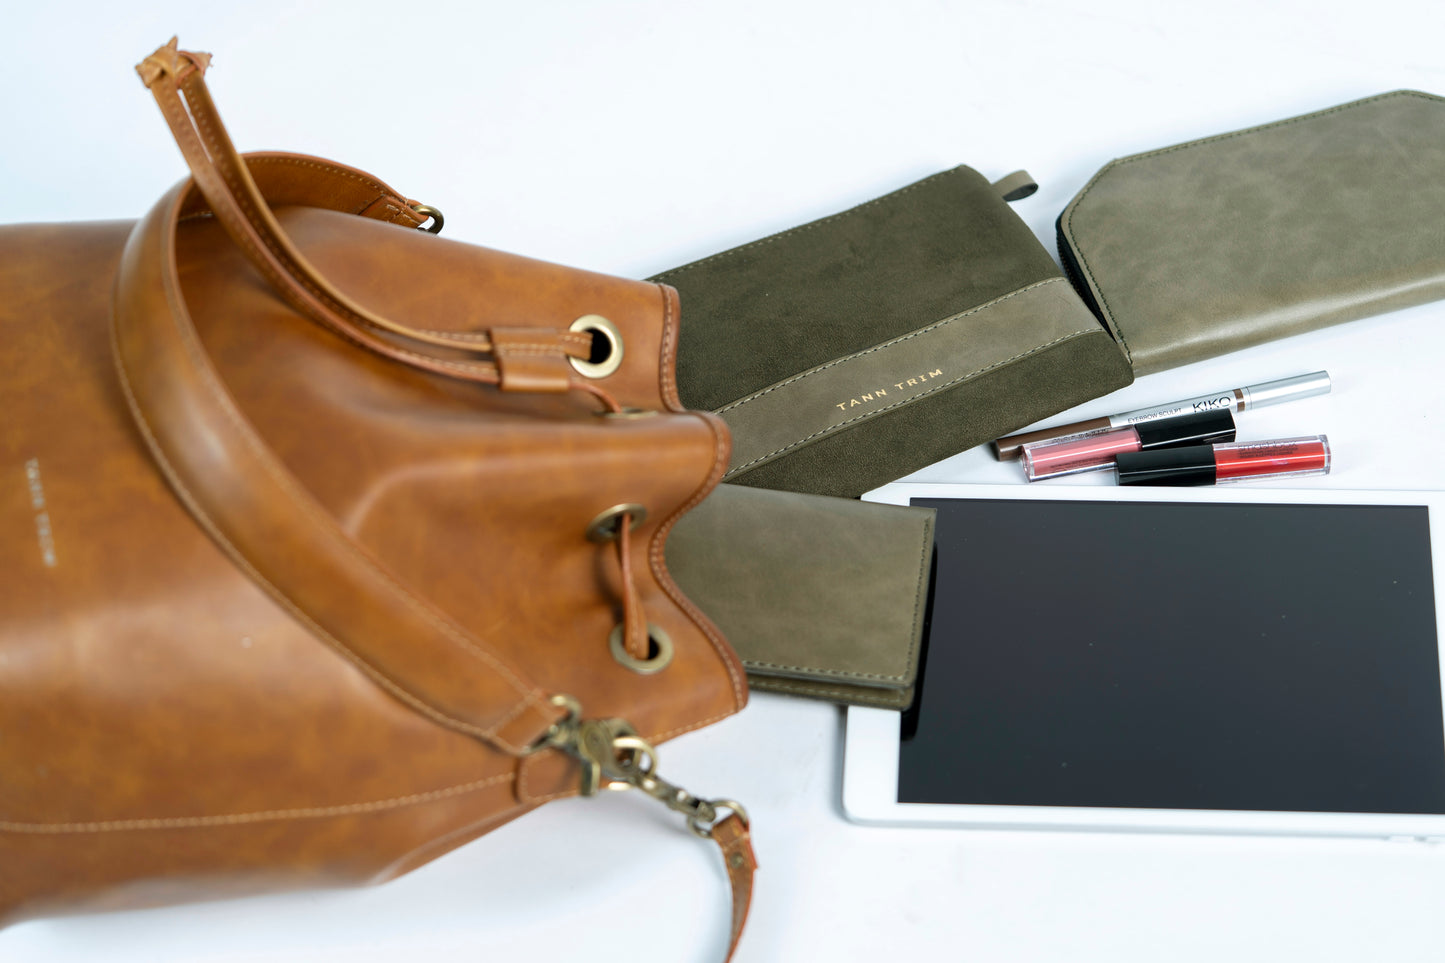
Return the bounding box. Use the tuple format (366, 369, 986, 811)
(1060, 90, 1445, 375)
(0, 56, 745, 930)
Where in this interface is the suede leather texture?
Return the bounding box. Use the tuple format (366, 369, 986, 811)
(1059, 90, 1445, 376)
(668, 484, 935, 709)
(652, 165, 1133, 497)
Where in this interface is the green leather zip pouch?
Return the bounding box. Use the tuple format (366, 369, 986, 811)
(1058, 90, 1445, 376)
(653, 166, 1133, 498)
(667, 484, 935, 709)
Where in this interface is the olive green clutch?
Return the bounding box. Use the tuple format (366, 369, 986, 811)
(653, 166, 1132, 498)
(1058, 90, 1445, 376)
(667, 485, 934, 709)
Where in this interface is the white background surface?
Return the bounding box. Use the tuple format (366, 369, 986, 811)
(4, 1, 1445, 961)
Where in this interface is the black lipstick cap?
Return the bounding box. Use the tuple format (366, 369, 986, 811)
(1134, 409, 1236, 451)
(1116, 445, 1219, 486)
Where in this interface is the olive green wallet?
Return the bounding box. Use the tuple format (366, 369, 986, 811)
(667, 485, 934, 709)
(652, 166, 1133, 498)
(1058, 90, 1445, 376)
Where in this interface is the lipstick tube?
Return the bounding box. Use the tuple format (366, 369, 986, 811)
(993, 371, 1332, 459)
(1021, 409, 1236, 482)
(1115, 435, 1332, 486)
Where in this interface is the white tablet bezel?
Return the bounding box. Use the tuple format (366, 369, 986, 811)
(844, 483, 1445, 839)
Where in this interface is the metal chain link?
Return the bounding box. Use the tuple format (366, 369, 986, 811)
(528, 694, 748, 838)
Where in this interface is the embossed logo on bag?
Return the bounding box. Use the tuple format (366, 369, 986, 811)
(24, 458, 57, 568)
(835, 368, 944, 414)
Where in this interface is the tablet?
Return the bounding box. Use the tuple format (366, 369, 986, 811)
(843, 483, 1445, 838)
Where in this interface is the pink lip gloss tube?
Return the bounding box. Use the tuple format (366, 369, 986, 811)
(1021, 410, 1236, 482)
(1115, 435, 1332, 486)
(992, 370, 1332, 459)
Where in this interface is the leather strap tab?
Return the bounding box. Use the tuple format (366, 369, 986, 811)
(992, 169, 1039, 202)
(614, 515, 650, 659)
(490, 327, 584, 393)
(135, 37, 597, 396)
(712, 814, 757, 962)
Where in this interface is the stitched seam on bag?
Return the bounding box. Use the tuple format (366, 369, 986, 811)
(212, 158, 524, 349)
(1062, 91, 1443, 364)
(243, 155, 397, 210)
(224, 160, 511, 347)
(649, 407, 748, 711)
(647, 271, 745, 708)
(370, 804, 527, 881)
(496, 345, 577, 355)
(0, 773, 513, 834)
(648, 167, 970, 282)
(169, 177, 557, 367)
(119, 195, 552, 752)
(717, 277, 1063, 414)
(643, 283, 747, 710)
(516, 757, 579, 805)
(176, 174, 482, 378)
(725, 327, 1095, 477)
(513, 785, 578, 806)
(178, 95, 500, 381)
(658, 282, 681, 406)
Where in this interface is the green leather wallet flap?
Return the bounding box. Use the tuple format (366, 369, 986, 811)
(1059, 90, 1445, 376)
(655, 166, 1132, 497)
(666, 484, 934, 709)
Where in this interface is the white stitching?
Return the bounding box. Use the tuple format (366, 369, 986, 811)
(725, 326, 1095, 477)
(718, 278, 1063, 414)
(0, 773, 513, 834)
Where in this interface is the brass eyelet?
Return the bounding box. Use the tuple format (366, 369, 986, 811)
(568, 315, 624, 379)
(608, 623, 674, 674)
(586, 504, 647, 543)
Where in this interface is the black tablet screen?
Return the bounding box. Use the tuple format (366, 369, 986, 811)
(899, 498, 1445, 814)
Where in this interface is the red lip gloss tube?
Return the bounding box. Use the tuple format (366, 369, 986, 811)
(1115, 435, 1332, 486)
(1021, 410, 1236, 482)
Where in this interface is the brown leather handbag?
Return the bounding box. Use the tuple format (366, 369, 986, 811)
(0, 39, 753, 955)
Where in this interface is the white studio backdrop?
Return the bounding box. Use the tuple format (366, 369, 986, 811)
(5, 2, 1445, 961)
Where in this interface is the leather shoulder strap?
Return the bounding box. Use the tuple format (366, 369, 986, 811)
(113, 165, 564, 756)
(119, 38, 756, 956)
(135, 38, 597, 395)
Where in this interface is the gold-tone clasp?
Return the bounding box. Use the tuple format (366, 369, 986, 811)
(528, 693, 749, 838)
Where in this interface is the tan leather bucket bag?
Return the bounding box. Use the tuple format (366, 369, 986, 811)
(0, 39, 753, 954)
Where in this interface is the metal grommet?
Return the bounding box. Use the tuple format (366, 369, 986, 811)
(568, 315, 624, 379)
(586, 504, 647, 543)
(411, 204, 444, 234)
(608, 622, 674, 674)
